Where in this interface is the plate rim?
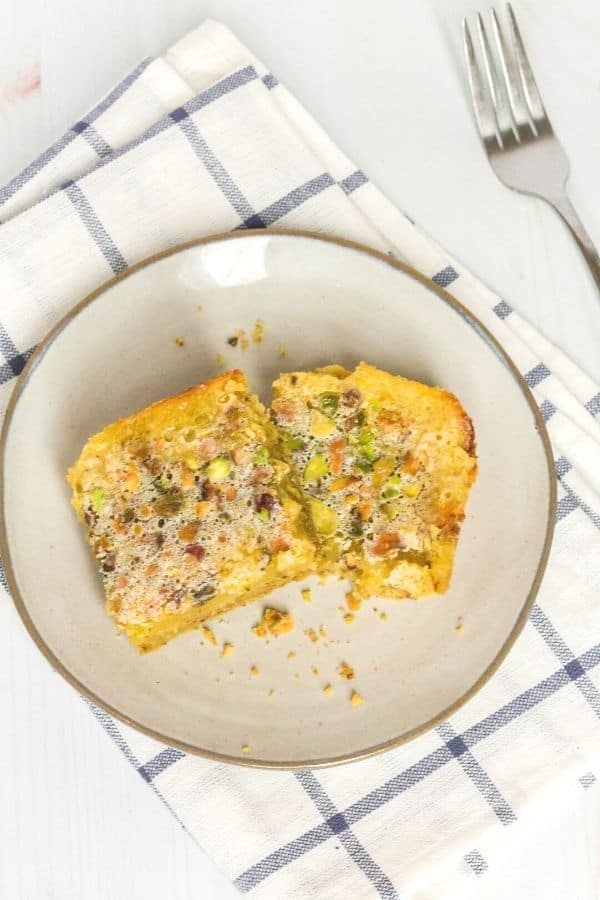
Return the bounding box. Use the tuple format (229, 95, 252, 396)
(0, 228, 557, 769)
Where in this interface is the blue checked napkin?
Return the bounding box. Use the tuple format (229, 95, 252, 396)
(2, 19, 600, 900)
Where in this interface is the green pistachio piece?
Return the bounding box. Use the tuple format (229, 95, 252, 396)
(206, 457, 232, 481)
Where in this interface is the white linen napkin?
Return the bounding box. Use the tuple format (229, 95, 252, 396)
(1, 19, 599, 900)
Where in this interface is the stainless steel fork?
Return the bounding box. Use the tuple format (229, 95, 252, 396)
(463, 3, 600, 292)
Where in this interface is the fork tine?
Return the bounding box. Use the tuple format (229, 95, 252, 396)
(462, 18, 498, 146)
(489, 8, 531, 135)
(506, 2, 547, 127)
(475, 12, 514, 147)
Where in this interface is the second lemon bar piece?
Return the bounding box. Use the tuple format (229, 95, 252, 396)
(271, 362, 477, 600)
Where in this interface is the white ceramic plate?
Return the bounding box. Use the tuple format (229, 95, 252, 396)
(0, 231, 555, 768)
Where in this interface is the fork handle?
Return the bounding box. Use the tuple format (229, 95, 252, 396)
(550, 194, 600, 293)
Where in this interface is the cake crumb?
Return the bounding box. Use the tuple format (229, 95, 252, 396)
(174, 337, 185, 347)
(301, 588, 312, 603)
(319, 625, 327, 638)
(294, 673, 300, 679)
(196, 304, 203, 311)
(305, 628, 318, 643)
(221, 642, 235, 658)
(250, 665, 260, 677)
(268, 688, 276, 697)
(252, 606, 294, 638)
(278, 344, 287, 357)
(323, 683, 334, 697)
(350, 691, 364, 707)
(455, 617, 464, 634)
(311, 665, 319, 676)
(287, 650, 296, 660)
(241, 744, 250, 754)
(252, 319, 265, 343)
(379, 611, 388, 621)
(202, 625, 217, 646)
(227, 335, 239, 347)
(215, 353, 226, 368)
(343, 613, 355, 625)
(338, 661, 355, 680)
(346, 591, 362, 612)
(235, 328, 250, 350)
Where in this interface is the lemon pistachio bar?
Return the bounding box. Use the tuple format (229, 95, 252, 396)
(271, 362, 477, 600)
(68, 371, 315, 651)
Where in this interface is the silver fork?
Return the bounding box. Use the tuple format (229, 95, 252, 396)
(463, 3, 600, 292)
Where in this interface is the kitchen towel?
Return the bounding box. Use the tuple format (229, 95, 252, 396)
(1, 19, 600, 900)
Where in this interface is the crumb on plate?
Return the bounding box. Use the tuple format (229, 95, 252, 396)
(252, 319, 265, 343)
(250, 665, 260, 677)
(345, 591, 362, 612)
(301, 588, 312, 603)
(241, 744, 250, 754)
(215, 353, 226, 367)
(338, 661, 355, 681)
(379, 611, 388, 621)
(343, 613, 355, 625)
(350, 691, 363, 707)
(202, 625, 217, 646)
(278, 344, 287, 358)
(323, 683, 334, 697)
(455, 617, 464, 634)
(235, 328, 250, 350)
(287, 650, 296, 659)
(311, 665, 319, 676)
(252, 606, 294, 638)
(305, 628, 318, 643)
(175, 337, 185, 347)
(221, 642, 235, 658)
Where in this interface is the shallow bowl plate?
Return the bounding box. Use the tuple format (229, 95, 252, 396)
(0, 231, 555, 767)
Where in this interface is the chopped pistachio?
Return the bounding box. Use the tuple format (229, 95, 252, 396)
(253, 446, 270, 464)
(308, 498, 338, 535)
(304, 453, 328, 482)
(309, 410, 336, 438)
(382, 474, 403, 499)
(360, 444, 379, 463)
(206, 457, 232, 481)
(285, 433, 305, 452)
(90, 487, 105, 514)
(318, 392, 339, 415)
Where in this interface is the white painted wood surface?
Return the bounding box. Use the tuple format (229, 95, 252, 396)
(1, 1, 600, 898)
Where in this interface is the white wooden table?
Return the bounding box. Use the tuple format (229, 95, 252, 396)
(2, 1, 600, 898)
